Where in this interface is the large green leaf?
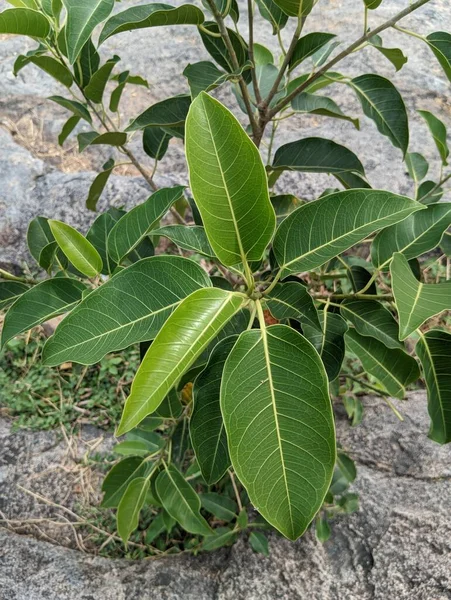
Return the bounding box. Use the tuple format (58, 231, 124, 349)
(42, 256, 211, 366)
(0, 8, 50, 38)
(186, 93, 275, 269)
(0, 282, 29, 311)
(1, 279, 85, 346)
(107, 187, 185, 264)
(265, 281, 320, 331)
(272, 0, 313, 18)
(426, 32, 451, 83)
(221, 323, 335, 540)
(350, 74, 409, 155)
(191, 336, 236, 484)
(273, 190, 424, 277)
(303, 311, 348, 381)
(116, 288, 246, 435)
(417, 329, 451, 444)
(371, 203, 451, 269)
(84, 56, 120, 104)
(418, 110, 449, 166)
(99, 3, 204, 44)
(291, 93, 359, 129)
(390, 252, 451, 340)
(117, 477, 150, 543)
(49, 220, 103, 278)
(125, 95, 191, 135)
(62, 0, 115, 64)
(155, 464, 212, 536)
(340, 299, 402, 349)
(152, 225, 215, 257)
(289, 33, 336, 72)
(345, 328, 420, 399)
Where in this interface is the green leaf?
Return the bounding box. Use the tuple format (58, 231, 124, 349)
(289, 33, 336, 72)
(255, 0, 287, 35)
(417, 329, 451, 444)
(49, 220, 103, 278)
(1, 279, 85, 346)
(58, 116, 80, 145)
(43, 255, 210, 366)
(350, 74, 409, 155)
(117, 288, 246, 435)
(199, 22, 250, 82)
(125, 95, 191, 135)
(191, 336, 236, 484)
(102, 456, 153, 508)
(154, 389, 183, 419)
(266, 281, 320, 331)
(249, 531, 269, 555)
(99, 3, 204, 44)
(117, 476, 150, 544)
(186, 93, 275, 269)
(390, 252, 451, 340)
(271, 194, 304, 224)
(27, 216, 53, 264)
(345, 328, 420, 399)
(143, 127, 171, 160)
(62, 0, 115, 64)
(273, 0, 313, 17)
(315, 515, 331, 542)
(221, 323, 335, 540)
(84, 56, 120, 104)
(107, 187, 184, 264)
(73, 39, 100, 89)
(405, 152, 428, 183)
(273, 190, 424, 277)
(340, 300, 402, 349)
(85, 159, 115, 212)
(364, 0, 383, 8)
(287, 72, 345, 96)
(418, 110, 449, 166)
(349, 265, 376, 295)
(183, 61, 252, 99)
(86, 210, 120, 275)
(0, 282, 29, 311)
(200, 493, 237, 521)
(440, 232, 451, 257)
(417, 180, 444, 205)
(0, 8, 50, 38)
(38, 241, 68, 273)
(114, 440, 159, 457)
(109, 70, 128, 113)
(369, 35, 408, 71)
(17, 55, 73, 87)
(49, 96, 92, 123)
(77, 131, 127, 152)
(371, 203, 451, 269)
(303, 311, 348, 381)
(426, 32, 451, 83)
(152, 225, 215, 257)
(155, 464, 212, 536)
(291, 93, 359, 129)
(202, 527, 237, 550)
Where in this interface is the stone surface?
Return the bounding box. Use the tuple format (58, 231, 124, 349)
(1, 392, 450, 599)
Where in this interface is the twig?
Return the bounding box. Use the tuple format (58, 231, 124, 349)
(228, 469, 243, 512)
(342, 374, 404, 421)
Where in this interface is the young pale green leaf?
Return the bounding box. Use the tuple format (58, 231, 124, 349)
(117, 288, 246, 435)
(58, 116, 80, 145)
(78, 131, 127, 152)
(125, 95, 191, 134)
(426, 32, 451, 83)
(0, 282, 29, 311)
(85, 159, 115, 212)
(273, 190, 424, 277)
(340, 300, 402, 349)
(345, 329, 420, 399)
(49, 220, 103, 278)
(200, 493, 237, 521)
(49, 96, 92, 123)
(86, 210, 120, 275)
(27, 216, 53, 264)
(369, 35, 408, 71)
(0, 8, 50, 38)
(143, 127, 171, 160)
(62, 0, 115, 64)
(117, 477, 150, 544)
(291, 93, 360, 129)
(186, 93, 275, 269)
(18, 55, 73, 87)
(418, 110, 449, 166)
(101, 456, 153, 508)
(84, 56, 120, 104)
(371, 203, 451, 269)
(390, 253, 451, 340)
(289, 33, 336, 72)
(191, 336, 237, 484)
(350, 74, 409, 155)
(99, 3, 204, 44)
(107, 187, 185, 264)
(265, 281, 320, 331)
(405, 152, 428, 183)
(152, 225, 215, 257)
(249, 531, 270, 555)
(255, 0, 287, 35)
(1, 278, 85, 346)
(417, 329, 451, 445)
(155, 464, 212, 536)
(303, 311, 348, 381)
(221, 324, 335, 540)
(43, 256, 210, 366)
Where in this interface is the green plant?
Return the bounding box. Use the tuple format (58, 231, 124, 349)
(0, 0, 450, 553)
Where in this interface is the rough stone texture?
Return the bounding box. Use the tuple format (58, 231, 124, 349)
(1, 392, 450, 599)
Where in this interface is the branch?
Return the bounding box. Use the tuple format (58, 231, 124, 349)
(247, 0, 263, 106)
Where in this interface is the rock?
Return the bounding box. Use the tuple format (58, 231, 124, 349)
(0, 392, 450, 599)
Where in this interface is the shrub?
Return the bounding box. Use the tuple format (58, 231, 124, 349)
(0, 0, 450, 555)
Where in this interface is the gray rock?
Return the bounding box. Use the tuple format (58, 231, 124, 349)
(1, 392, 450, 599)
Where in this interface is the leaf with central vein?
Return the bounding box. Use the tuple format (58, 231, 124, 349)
(191, 336, 237, 484)
(345, 329, 420, 399)
(371, 203, 451, 269)
(221, 324, 335, 540)
(152, 225, 215, 257)
(0, 282, 29, 311)
(117, 477, 150, 543)
(84, 56, 120, 104)
(116, 288, 245, 435)
(0, 8, 50, 38)
(273, 190, 424, 277)
(1, 279, 86, 347)
(126, 95, 191, 134)
(419, 110, 449, 166)
(107, 187, 185, 264)
(186, 93, 275, 269)
(417, 329, 451, 445)
(101, 456, 154, 508)
(266, 281, 320, 331)
(303, 311, 348, 381)
(426, 32, 451, 84)
(42, 256, 210, 366)
(289, 33, 336, 72)
(273, 0, 313, 18)
(340, 300, 402, 349)
(390, 253, 451, 340)
(86, 211, 120, 276)
(291, 94, 360, 129)
(49, 220, 103, 278)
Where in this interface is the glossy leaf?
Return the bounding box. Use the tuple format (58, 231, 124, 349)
(102, 456, 153, 508)
(419, 110, 449, 165)
(49, 220, 103, 278)
(78, 131, 127, 152)
(126, 95, 191, 134)
(289, 33, 336, 72)
(221, 324, 335, 540)
(43, 256, 210, 366)
(186, 93, 275, 268)
(417, 180, 444, 205)
(406, 152, 428, 183)
(117, 477, 150, 543)
(426, 32, 451, 83)
(345, 329, 420, 399)
(85, 159, 115, 212)
(84, 56, 120, 104)
(266, 281, 320, 331)
(73, 39, 100, 89)
(27, 216, 53, 264)
(303, 311, 348, 381)
(143, 127, 171, 160)
(273, 0, 313, 17)
(117, 288, 246, 435)
(1, 279, 85, 346)
(255, 0, 287, 35)
(391, 252, 451, 340)
(340, 299, 402, 349)
(0, 8, 50, 38)
(0, 282, 29, 311)
(152, 225, 215, 257)
(273, 190, 423, 277)
(417, 329, 451, 444)
(291, 93, 359, 129)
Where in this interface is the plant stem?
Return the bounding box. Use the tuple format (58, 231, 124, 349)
(247, 0, 263, 106)
(228, 469, 243, 512)
(342, 374, 404, 421)
(0, 268, 37, 284)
